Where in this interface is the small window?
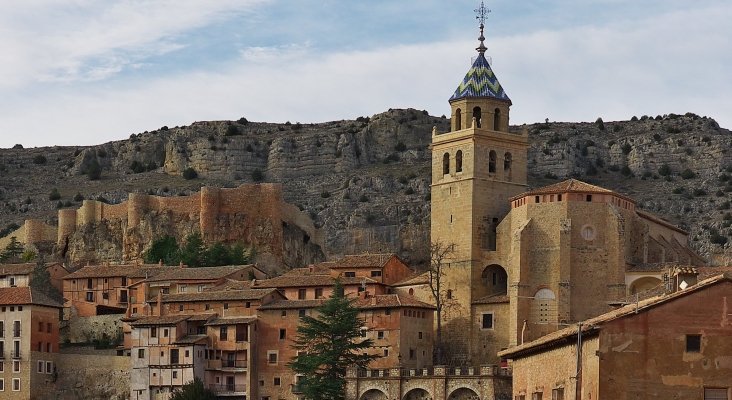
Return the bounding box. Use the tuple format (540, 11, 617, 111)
(274, 377, 281, 386)
(223, 303, 229, 310)
(268, 351, 278, 364)
(535, 196, 540, 203)
(489, 150, 496, 173)
(0, 378, 3, 391)
(586, 194, 592, 202)
(185, 350, 189, 358)
(179, 304, 183, 312)
(138, 349, 145, 358)
(45, 361, 52, 374)
(12, 378, 19, 392)
(315, 288, 324, 299)
(150, 327, 157, 338)
(37, 361, 44, 373)
(384, 349, 389, 357)
(172, 371, 178, 379)
(456, 150, 463, 173)
(220, 327, 228, 341)
(279, 329, 286, 340)
(299, 309, 306, 317)
(552, 388, 565, 400)
(409, 348, 415, 359)
(558, 194, 562, 201)
(447, 289, 453, 299)
(370, 270, 382, 277)
(443, 153, 450, 175)
(281, 310, 287, 317)
(298, 288, 307, 299)
(377, 331, 384, 339)
(245, 302, 251, 308)
(482, 313, 494, 329)
(704, 388, 729, 400)
(686, 334, 702, 352)
(205, 304, 210, 310)
(12, 360, 20, 372)
(532, 393, 543, 400)
(344, 272, 356, 278)
(85, 292, 94, 302)
(418, 331, 423, 339)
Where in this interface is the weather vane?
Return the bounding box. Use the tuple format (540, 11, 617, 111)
(474, 1, 490, 54)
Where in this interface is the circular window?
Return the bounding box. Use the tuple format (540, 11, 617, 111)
(581, 225, 596, 241)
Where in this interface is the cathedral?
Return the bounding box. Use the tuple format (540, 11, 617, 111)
(426, 6, 705, 366)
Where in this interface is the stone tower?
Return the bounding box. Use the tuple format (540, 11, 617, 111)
(430, 14, 528, 363)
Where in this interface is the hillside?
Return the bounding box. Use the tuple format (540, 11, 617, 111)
(1, 109, 731, 266)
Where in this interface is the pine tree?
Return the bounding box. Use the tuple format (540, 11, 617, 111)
(170, 378, 216, 400)
(0, 236, 24, 262)
(289, 281, 378, 400)
(30, 254, 62, 302)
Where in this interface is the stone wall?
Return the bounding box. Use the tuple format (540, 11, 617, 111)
(54, 353, 131, 400)
(0, 218, 57, 250)
(61, 314, 124, 344)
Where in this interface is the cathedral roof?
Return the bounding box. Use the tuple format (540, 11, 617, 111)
(449, 53, 511, 104)
(513, 179, 634, 203)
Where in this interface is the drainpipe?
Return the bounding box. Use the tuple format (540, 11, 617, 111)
(575, 322, 583, 400)
(520, 320, 528, 344)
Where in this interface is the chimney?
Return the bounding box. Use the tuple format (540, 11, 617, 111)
(179, 261, 184, 268)
(371, 296, 376, 306)
(156, 290, 164, 316)
(159, 259, 163, 266)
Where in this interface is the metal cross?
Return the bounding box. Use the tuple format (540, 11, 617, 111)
(475, 1, 491, 27)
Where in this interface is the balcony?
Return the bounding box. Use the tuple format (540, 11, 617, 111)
(208, 384, 247, 396)
(292, 383, 304, 394)
(207, 359, 248, 370)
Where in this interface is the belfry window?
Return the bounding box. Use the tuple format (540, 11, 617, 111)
(456, 150, 463, 173)
(443, 153, 450, 174)
(473, 106, 482, 128)
(494, 108, 501, 131)
(504, 152, 512, 176)
(455, 108, 462, 130)
(489, 151, 496, 173)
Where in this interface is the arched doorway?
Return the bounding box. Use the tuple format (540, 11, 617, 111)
(448, 387, 480, 400)
(482, 265, 508, 296)
(361, 389, 388, 400)
(403, 388, 431, 400)
(629, 276, 662, 295)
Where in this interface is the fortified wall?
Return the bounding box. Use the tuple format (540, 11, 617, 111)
(53, 184, 324, 270)
(0, 218, 57, 251)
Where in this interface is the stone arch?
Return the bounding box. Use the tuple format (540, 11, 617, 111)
(360, 388, 388, 400)
(448, 387, 481, 400)
(456, 150, 463, 172)
(473, 106, 482, 128)
(443, 153, 450, 175)
(488, 150, 496, 173)
(455, 108, 462, 130)
(493, 108, 501, 131)
(403, 388, 431, 400)
(629, 276, 663, 295)
(530, 288, 557, 331)
(482, 264, 508, 296)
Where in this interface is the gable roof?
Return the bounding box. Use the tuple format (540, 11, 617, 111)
(0, 287, 63, 308)
(392, 271, 430, 287)
(513, 179, 631, 201)
(449, 53, 511, 103)
(499, 273, 732, 359)
(161, 288, 280, 303)
(143, 265, 255, 283)
(327, 254, 399, 269)
(64, 264, 175, 280)
(253, 274, 378, 289)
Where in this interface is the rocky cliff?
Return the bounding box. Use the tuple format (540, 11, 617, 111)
(1, 109, 731, 268)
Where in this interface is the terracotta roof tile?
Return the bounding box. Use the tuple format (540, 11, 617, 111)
(327, 254, 397, 269)
(472, 294, 509, 305)
(392, 271, 430, 286)
(253, 274, 377, 288)
(129, 315, 191, 326)
(174, 334, 209, 345)
(512, 179, 633, 202)
(258, 299, 327, 310)
(499, 273, 732, 359)
(64, 264, 175, 280)
(0, 287, 62, 308)
(0, 263, 35, 275)
(205, 316, 257, 326)
(162, 288, 279, 303)
(353, 294, 435, 310)
(144, 265, 255, 282)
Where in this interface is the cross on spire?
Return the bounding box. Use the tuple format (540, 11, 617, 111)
(474, 1, 491, 54)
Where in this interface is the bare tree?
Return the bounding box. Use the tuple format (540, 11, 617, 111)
(427, 241, 455, 364)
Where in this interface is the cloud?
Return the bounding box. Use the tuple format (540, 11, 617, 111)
(0, 2, 730, 148)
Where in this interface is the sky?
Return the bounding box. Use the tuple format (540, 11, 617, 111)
(0, 0, 730, 148)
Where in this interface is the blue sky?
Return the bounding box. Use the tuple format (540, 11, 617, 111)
(1, 0, 730, 148)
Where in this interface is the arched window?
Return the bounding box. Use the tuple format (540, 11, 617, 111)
(531, 288, 557, 326)
(408, 288, 414, 296)
(504, 152, 512, 180)
(494, 108, 501, 131)
(473, 106, 482, 128)
(455, 150, 463, 172)
(442, 153, 450, 175)
(455, 108, 462, 131)
(488, 150, 496, 173)
(447, 289, 453, 299)
(482, 264, 508, 295)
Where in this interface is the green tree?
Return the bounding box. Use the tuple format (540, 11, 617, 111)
(179, 232, 206, 267)
(0, 237, 24, 262)
(170, 377, 216, 400)
(30, 254, 62, 302)
(144, 236, 180, 265)
(87, 158, 102, 180)
(289, 281, 378, 400)
(49, 188, 61, 200)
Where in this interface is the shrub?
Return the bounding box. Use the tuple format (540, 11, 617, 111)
(292, 122, 302, 130)
(544, 172, 557, 179)
(608, 165, 620, 172)
(621, 143, 632, 155)
(658, 164, 672, 176)
(404, 187, 415, 195)
(585, 165, 598, 175)
(225, 125, 240, 136)
(716, 190, 725, 197)
(56, 201, 63, 209)
(130, 160, 145, 174)
(693, 188, 707, 196)
(96, 148, 107, 158)
(595, 117, 605, 131)
(160, 126, 169, 131)
(73, 192, 84, 202)
(653, 133, 661, 141)
(631, 116, 638, 121)
(49, 188, 61, 201)
(620, 165, 633, 176)
(246, 144, 254, 152)
(146, 161, 157, 171)
(87, 159, 101, 180)
(672, 187, 685, 194)
(182, 167, 198, 180)
(710, 233, 728, 246)
(251, 169, 264, 182)
(680, 169, 696, 179)
(33, 155, 47, 165)
(321, 191, 331, 198)
(359, 194, 369, 202)
(394, 142, 407, 152)
(237, 117, 249, 125)
(719, 201, 730, 210)
(12, 144, 23, 149)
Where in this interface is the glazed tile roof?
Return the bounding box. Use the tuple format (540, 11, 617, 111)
(0, 287, 63, 308)
(499, 273, 732, 359)
(205, 316, 257, 326)
(161, 288, 279, 303)
(449, 53, 510, 103)
(143, 265, 255, 282)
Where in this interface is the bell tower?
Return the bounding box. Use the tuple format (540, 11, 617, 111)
(429, 2, 528, 364)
